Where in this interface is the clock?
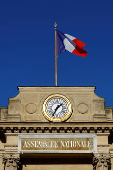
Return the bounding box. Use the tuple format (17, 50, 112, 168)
(42, 94, 72, 122)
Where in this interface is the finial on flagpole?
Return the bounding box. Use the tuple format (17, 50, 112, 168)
(54, 22, 57, 29)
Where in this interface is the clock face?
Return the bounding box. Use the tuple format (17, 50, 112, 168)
(46, 98, 68, 118)
(42, 94, 72, 122)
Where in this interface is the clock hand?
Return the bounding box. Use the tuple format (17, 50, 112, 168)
(52, 103, 63, 117)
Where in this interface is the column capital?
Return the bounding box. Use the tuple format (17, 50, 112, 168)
(2, 153, 20, 170)
(93, 153, 111, 170)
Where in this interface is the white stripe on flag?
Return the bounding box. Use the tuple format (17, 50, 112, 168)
(64, 34, 76, 41)
(63, 38, 75, 52)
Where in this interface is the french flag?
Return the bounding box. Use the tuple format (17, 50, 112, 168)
(56, 29, 87, 57)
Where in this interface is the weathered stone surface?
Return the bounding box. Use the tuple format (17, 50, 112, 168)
(0, 86, 112, 122)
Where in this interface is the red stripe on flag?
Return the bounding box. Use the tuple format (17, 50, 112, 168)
(72, 38, 86, 48)
(72, 45, 87, 57)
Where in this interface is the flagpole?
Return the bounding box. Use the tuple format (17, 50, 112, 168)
(54, 22, 57, 87)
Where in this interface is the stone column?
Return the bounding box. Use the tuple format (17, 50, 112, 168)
(93, 153, 111, 170)
(2, 154, 21, 170)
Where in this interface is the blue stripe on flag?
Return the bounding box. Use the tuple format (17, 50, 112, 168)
(56, 29, 66, 55)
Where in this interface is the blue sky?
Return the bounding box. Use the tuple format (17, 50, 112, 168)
(0, 0, 113, 107)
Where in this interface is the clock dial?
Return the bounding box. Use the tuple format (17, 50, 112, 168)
(42, 94, 72, 122)
(46, 98, 68, 118)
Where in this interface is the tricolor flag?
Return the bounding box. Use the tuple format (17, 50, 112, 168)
(56, 29, 87, 57)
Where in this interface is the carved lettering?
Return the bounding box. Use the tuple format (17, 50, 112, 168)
(21, 138, 93, 151)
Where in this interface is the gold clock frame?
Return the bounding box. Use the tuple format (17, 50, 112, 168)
(42, 94, 72, 122)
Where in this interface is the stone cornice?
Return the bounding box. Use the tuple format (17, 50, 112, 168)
(18, 86, 96, 93)
(0, 122, 113, 125)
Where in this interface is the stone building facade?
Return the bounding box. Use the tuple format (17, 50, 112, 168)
(0, 86, 113, 170)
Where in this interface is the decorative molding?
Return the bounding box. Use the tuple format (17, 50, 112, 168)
(97, 145, 110, 153)
(77, 103, 89, 114)
(25, 103, 37, 114)
(0, 126, 113, 134)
